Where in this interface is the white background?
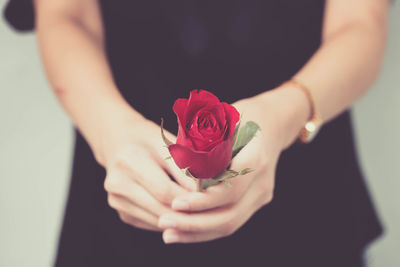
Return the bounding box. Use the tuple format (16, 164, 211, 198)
(0, 1, 399, 266)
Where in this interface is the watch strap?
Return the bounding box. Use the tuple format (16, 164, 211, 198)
(281, 80, 322, 143)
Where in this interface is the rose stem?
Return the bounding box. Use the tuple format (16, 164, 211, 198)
(197, 179, 203, 192)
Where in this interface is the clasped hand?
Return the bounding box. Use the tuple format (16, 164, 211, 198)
(103, 94, 292, 244)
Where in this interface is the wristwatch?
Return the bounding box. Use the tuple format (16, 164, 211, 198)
(282, 80, 322, 143)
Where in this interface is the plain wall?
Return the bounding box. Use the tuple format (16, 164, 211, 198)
(0, 1, 399, 266)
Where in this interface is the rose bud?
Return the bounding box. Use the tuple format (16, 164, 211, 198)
(167, 89, 240, 179)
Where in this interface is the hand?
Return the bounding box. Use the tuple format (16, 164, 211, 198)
(157, 87, 309, 243)
(100, 110, 192, 231)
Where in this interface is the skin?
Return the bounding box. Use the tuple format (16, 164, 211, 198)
(34, 0, 389, 244)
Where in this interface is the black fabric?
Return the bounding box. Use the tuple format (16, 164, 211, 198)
(4, 0, 383, 266)
(3, 0, 34, 31)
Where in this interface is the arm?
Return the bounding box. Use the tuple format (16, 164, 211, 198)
(34, 0, 188, 231)
(34, 0, 138, 165)
(261, 0, 389, 149)
(297, 0, 388, 123)
(158, 0, 389, 244)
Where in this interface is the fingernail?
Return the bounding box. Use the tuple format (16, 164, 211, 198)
(158, 217, 176, 228)
(172, 199, 190, 210)
(163, 232, 179, 244)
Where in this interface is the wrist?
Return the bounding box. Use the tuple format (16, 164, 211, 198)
(83, 94, 147, 167)
(256, 84, 311, 149)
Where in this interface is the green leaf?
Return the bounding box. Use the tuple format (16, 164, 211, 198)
(231, 116, 242, 147)
(160, 118, 174, 147)
(231, 121, 260, 159)
(222, 180, 232, 187)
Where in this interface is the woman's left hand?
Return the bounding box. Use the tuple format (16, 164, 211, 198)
(158, 87, 310, 243)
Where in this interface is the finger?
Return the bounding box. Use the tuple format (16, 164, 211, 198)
(134, 157, 189, 205)
(111, 146, 189, 205)
(159, 178, 272, 243)
(119, 212, 161, 232)
(105, 170, 173, 216)
(170, 175, 251, 212)
(122, 182, 173, 217)
(162, 157, 197, 192)
(170, 142, 262, 212)
(152, 129, 197, 192)
(162, 228, 221, 244)
(158, 205, 234, 234)
(108, 193, 161, 231)
(170, 125, 267, 212)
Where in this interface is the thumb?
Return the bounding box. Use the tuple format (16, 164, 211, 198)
(230, 131, 263, 172)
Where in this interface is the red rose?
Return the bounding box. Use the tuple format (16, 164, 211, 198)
(168, 89, 240, 178)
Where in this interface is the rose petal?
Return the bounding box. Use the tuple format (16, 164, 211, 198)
(187, 112, 204, 139)
(186, 90, 226, 129)
(222, 102, 240, 139)
(200, 104, 226, 130)
(173, 98, 196, 150)
(168, 135, 235, 179)
(188, 110, 227, 151)
(188, 89, 220, 106)
(186, 109, 225, 152)
(173, 98, 188, 127)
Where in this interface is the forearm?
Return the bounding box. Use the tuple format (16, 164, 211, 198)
(257, 12, 387, 149)
(35, 13, 143, 165)
(293, 22, 387, 123)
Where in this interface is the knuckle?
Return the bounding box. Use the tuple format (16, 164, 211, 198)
(112, 152, 134, 171)
(119, 213, 143, 229)
(118, 213, 131, 224)
(261, 191, 274, 206)
(104, 175, 121, 193)
(94, 153, 106, 167)
(110, 146, 148, 172)
(220, 218, 236, 237)
(103, 176, 112, 192)
(265, 191, 274, 205)
(107, 194, 118, 209)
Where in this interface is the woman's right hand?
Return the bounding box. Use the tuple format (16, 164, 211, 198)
(98, 109, 192, 231)
(34, 0, 195, 232)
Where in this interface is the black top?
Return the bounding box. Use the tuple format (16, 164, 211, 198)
(4, 1, 383, 266)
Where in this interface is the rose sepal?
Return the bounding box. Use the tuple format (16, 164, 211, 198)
(160, 118, 174, 147)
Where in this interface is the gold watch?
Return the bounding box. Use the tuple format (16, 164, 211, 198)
(282, 80, 322, 143)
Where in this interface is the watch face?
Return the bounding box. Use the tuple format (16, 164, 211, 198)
(304, 121, 321, 142)
(305, 121, 317, 132)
